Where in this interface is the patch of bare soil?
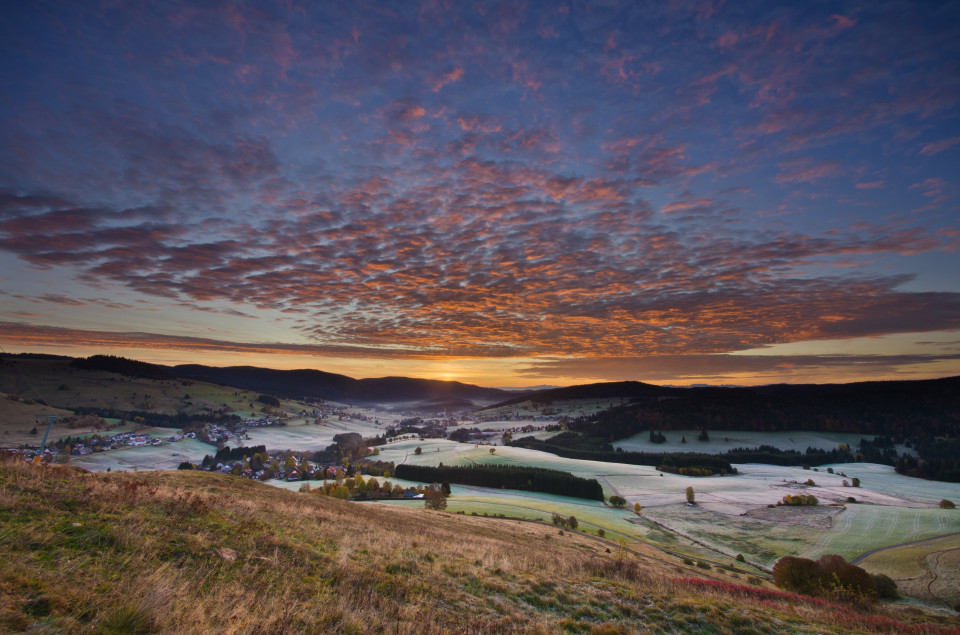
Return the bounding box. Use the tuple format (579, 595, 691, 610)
(743, 504, 844, 529)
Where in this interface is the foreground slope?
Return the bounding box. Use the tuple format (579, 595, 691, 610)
(2, 458, 959, 634)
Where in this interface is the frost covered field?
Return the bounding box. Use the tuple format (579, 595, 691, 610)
(51, 403, 960, 607)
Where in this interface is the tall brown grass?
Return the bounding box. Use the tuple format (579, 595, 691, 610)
(1, 454, 957, 634)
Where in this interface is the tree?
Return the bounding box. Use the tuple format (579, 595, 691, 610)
(608, 495, 627, 508)
(698, 428, 709, 441)
(567, 515, 578, 530)
(685, 486, 695, 504)
(489, 447, 496, 454)
(773, 556, 824, 595)
(633, 502, 642, 515)
(851, 477, 860, 487)
(424, 483, 447, 510)
(414, 446, 422, 455)
(872, 573, 899, 600)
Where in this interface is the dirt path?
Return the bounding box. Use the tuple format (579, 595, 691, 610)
(850, 532, 960, 564)
(926, 546, 960, 603)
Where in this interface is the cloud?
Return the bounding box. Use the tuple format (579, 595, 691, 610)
(1, 0, 958, 383)
(430, 66, 464, 92)
(774, 159, 842, 184)
(919, 136, 960, 156)
(517, 352, 960, 384)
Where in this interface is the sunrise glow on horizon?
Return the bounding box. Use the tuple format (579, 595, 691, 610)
(2, 1, 959, 388)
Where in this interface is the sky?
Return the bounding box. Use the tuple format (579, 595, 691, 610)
(1, 0, 959, 388)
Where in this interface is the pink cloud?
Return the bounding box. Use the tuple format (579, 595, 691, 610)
(919, 136, 960, 156)
(774, 160, 841, 184)
(430, 66, 464, 92)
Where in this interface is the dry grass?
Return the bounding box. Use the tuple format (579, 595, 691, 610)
(858, 535, 960, 610)
(2, 455, 958, 634)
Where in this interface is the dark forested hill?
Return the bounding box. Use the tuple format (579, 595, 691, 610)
(569, 376, 960, 439)
(171, 364, 513, 406)
(490, 380, 680, 408)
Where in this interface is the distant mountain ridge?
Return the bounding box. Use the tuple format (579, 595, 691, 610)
(171, 364, 517, 406)
(489, 380, 681, 408)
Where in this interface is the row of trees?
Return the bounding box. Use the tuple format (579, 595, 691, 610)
(70, 354, 174, 380)
(895, 436, 960, 482)
(509, 436, 735, 476)
(72, 406, 241, 429)
(720, 445, 855, 467)
(394, 463, 604, 501)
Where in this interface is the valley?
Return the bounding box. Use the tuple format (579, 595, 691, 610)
(2, 355, 960, 632)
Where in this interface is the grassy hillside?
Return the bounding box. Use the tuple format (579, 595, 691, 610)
(2, 457, 959, 634)
(0, 356, 299, 422)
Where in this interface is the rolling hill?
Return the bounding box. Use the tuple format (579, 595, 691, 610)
(2, 457, 958, 634)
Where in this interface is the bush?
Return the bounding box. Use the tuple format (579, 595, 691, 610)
(940, 499, 956, 509)
(257, 394, 280, 407)
(424, 483, 447, 511)
(871, 573, 899, 600)
(773, 554, 877, 601)
(780, 493, 818, 506)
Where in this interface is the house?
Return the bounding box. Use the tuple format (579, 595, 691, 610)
(402, 489, 424, 499)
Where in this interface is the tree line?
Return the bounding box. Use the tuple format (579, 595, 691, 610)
(70, 406, 241, 428)
(394, 463, 604, 501)
(70, 355, 174, 380)
(509, 436, 735, 475)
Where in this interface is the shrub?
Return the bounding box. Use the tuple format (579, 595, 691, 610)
(597, 528, 605, 538)
(424, 483, 447, 511)
(257, 394, 280, 407)
(736, 554, 745, 562)
(871, 573, 899, 600)
(940, 499, 956, 509)
(773, 554, 877, 601)
(773, 556, 824, 596)
(780, 494, 818, 506)
(685, 486, 695, 504)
